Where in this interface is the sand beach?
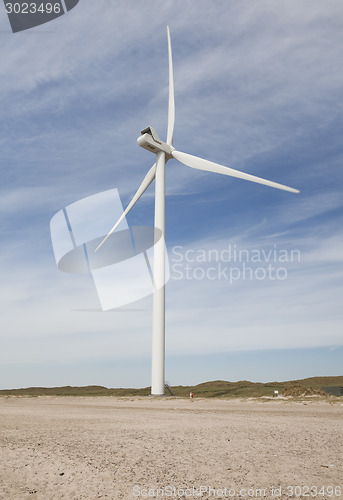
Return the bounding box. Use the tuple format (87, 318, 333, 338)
(0, 396, 342, 499)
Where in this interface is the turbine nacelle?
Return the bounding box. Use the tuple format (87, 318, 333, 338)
(137, 127, 173, 158)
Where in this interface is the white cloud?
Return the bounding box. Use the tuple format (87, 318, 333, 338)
(1, 1, 342, 384)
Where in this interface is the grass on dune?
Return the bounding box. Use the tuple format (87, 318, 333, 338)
(0, 376, 342, 398)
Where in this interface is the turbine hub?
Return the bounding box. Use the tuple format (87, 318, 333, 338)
(137, 126, 173, 158)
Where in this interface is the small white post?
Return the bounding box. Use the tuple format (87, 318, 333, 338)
(151, 151, 166, 396)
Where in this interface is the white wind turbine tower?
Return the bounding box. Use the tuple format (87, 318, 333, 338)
(96, 27, 299, 396)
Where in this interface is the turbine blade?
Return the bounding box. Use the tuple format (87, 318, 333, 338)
(166, 26, 175, 146)
(172, 150, 300, 194)
(95, 163, 156, 252)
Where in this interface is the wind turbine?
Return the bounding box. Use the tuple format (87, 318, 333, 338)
(96, 27, 299, 396)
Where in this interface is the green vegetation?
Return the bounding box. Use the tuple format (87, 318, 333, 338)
(0, 376, 342, 398)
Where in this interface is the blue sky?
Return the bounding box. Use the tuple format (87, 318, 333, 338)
(0, 1, 342, 389)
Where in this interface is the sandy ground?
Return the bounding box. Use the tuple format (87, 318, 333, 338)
(0, 397, 342, 500)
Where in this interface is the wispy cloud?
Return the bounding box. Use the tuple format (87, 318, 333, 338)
(1, 0, 342, 386)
